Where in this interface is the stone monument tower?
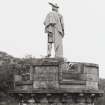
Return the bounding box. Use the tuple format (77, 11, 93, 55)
(9, 2, 103, 105)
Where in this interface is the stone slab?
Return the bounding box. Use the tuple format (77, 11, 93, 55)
(86, 81, 98, 90)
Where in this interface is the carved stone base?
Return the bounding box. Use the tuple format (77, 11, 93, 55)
(8, 58, 103, 105)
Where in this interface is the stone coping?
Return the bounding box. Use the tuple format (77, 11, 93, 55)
(9, 88, 103, 94)
(19, 58, 99, 68)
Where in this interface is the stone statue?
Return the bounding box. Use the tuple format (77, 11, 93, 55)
(44, 2, 64, 58)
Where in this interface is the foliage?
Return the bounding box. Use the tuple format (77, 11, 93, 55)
(0, 52, 17, 104)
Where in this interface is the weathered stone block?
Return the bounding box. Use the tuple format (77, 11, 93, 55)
(86, 81, 98, 90)
(83, 63, 98, 74)
(15, 84, 32, 90)
(60, 84, 86, 90)
(86, 74, 98, 82)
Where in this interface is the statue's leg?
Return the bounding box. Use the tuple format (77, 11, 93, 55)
(54, 29, 63, 58)
(46, 33, 53, 57)
(55, 40, 63, 58)
(47, 42, 52, 57)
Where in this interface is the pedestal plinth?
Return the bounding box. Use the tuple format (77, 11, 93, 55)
(9, 58, 103, 105)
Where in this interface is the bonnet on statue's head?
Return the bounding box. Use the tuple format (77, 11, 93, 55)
(48, 2, 59, 8)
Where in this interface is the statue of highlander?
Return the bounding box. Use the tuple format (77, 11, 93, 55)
(44, 2, 64, 58)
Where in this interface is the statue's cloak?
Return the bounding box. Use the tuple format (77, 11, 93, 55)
(44, 11, 64, 37)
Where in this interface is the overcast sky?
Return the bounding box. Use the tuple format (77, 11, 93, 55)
(0, 0, 105, 78)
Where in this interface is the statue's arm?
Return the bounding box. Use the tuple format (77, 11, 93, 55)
(44, 13, 56, 27)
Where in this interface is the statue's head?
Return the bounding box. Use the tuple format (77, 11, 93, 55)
(49, 2, 59, 12)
